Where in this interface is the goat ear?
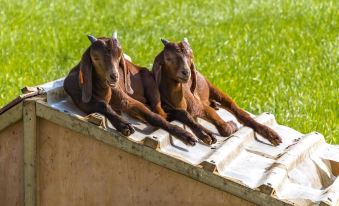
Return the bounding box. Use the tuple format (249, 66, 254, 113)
(152, 54, 163, 87)
(79, 48, 93, 103)
(120, 56, 134, 95)
(182, 38, 196, 93)
(190, 62, 197, 94)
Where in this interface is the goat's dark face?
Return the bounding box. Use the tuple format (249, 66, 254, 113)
(162, 39, 193, 83)
(89, 36, 123, 88)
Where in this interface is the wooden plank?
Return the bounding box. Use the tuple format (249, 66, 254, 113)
(35, 100, 292, 206)
(0, 90, 45, 115)
(0, 102, 22, 131)
(200, 160, 217, 173)
(0, 121, 24, 205)
(143, 136, 160, 149)
(84, 113, 106, 128)
(23, 100, 37, 206)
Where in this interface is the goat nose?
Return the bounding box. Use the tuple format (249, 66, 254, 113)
(110, 74, 118, 82)
(181, 70, 189, 76)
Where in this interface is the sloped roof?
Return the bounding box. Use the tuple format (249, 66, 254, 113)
(1, 78, 338, 206)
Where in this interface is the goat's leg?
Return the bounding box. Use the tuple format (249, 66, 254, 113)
(168, 109, 216, 145)
(92, 101, 135, 136)
(203, 104, 238, 137)
(207, 80, 282, 145)
(125, 98, 197, 145)
(141, 70, 168, 119)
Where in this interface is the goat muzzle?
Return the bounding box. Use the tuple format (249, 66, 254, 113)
(176, 69, 190, 83)
(108, 74, 119, 88)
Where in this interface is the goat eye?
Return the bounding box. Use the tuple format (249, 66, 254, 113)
(92, 56, 100, 61)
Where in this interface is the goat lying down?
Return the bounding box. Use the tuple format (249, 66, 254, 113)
(152, 38, 283, 146)
(64, 34, 197, 145)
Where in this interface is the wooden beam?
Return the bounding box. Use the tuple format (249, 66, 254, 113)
(0, 89, 45, 115)
(23, 100, 37, 206)
(200, 160, 217, 173)
(143, 136, 160, 149)
(0, 102, 22, 131)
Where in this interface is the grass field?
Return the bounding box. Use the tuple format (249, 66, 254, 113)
(0, 0, 338, 143)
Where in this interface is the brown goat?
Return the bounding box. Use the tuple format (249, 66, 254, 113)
(152, 38, 282, 146)
(64, 34, 197, 145)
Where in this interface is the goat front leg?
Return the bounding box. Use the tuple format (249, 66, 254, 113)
(141, 69, 168, 119)
(93, 101, 135, 136)
(168, 109, 217, 145)
(207, 80, 282, 145)
(126, 98, 197, 146)
(203, 104, 238, 137)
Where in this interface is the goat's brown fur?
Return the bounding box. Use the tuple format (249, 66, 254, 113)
(152, 39, 282, 146)
(64, 35, 197, 145)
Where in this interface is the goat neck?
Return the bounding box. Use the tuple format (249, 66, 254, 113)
(91, 67, 112, 102)
(160, 66, 186, 109)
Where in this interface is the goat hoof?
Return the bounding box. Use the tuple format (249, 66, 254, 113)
(202, 137, 213, 145)
(228, 121, 238, 133)
(183, 133, 197, 146)
(218, 121, 238, 137)
(199, 133, 216, 145)
(206, 131, 217, 144)
(259, 126, 282, 146)
(197, 128, 217, 145)
(117, 123, 135, 136)
(211, 136, 217, 144)
(187, 138, 197, 146)
(172, 125, 197, 146)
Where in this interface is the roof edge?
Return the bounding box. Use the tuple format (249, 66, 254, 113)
(0, 101, 23, 131)
(0, 87, 45, 115)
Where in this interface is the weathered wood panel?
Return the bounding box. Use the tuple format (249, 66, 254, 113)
(37, 119, 255, 206)
(23, 100, 37, 206)
(0, 121, 24, 206)
(0, 102, 22, 131)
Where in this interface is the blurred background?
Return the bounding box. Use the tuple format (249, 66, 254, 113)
(0, 0, 338, 143)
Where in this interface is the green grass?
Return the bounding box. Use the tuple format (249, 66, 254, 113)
(0, 0, 338, 143)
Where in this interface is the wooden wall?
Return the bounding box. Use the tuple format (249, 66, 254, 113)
(37, 119, 254, 206)
(0, 121, 24, 206)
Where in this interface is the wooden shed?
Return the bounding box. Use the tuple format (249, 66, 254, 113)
(0, 78, 338, 206)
